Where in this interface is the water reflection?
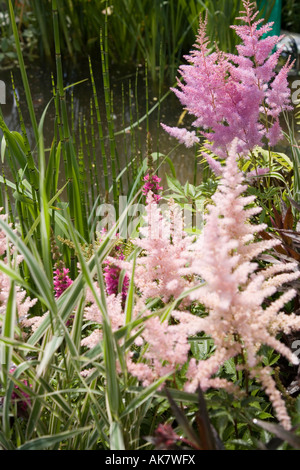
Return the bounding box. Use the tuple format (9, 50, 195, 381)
(1, 58, 299, 202)
(0, 58, 197, 199)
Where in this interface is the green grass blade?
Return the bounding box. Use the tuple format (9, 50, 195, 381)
(17, 427, 92, 450)
(110, 421, 125, 450)
(8, 0, 39, 144)
(120, 374, 172, 419)
(0, 217, 56, 313)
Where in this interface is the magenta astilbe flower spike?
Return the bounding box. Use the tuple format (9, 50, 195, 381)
(103, 237, 129, 303)
(9, 367, 31, 416)
(103, 259, 129, 302)
(142, 173, 163, 202)
(53, 267, 73, 298)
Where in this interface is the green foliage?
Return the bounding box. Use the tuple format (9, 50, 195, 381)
(0, 0, 276, 82)
(0, 4, 38, 67)
(0, 0, 300, 452)
(282, 0, 300, 32)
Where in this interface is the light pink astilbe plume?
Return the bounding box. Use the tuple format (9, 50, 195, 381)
(0, 209, 37, 327)
(121, 192, 193, 304)
(0, 272, 38, 327)
(162, 0, 293, 167)
(110, 197, 194, 385)
(127, 315, 190, 388)
(80, 289, 189, 383)
(160, 123, 200, 148)
(246, 166, 270, 179)
(80, 290, 128, 377)
(81, 289, 124, 349)
(174, 147, 300, 430)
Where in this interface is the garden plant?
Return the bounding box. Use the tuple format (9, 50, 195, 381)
(0, 0, 300, 451)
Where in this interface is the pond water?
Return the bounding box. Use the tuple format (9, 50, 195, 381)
(0, 56, 299, 201)
(0, 57, 197, 199)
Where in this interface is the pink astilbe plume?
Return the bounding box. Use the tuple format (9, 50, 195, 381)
(162, 0, 293, 168)
(0, 209, 37, 327)
(246, 166, 270, 179)
(142, 173, 163, 202)
(81, 291, 124, 350)
(103, 237, 129, 303)
(53, 267, 73, 298)
(127, 315, 190, 388)
(174, 147, 300, 430)
(0, 272, 38, 326)
(120, 192, 193, 304)
(160, 124, 200, 148)
(104, 258, 129, 302)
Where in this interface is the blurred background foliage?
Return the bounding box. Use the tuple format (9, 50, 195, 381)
(282, 0, 300, 33)
(0, 0, 281, 82)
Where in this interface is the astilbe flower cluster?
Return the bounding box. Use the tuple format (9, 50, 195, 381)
(119, 193, 192, 304)
(172, 146, 300, 430)
(142, 173, 163, 203)
(123, 146, 300, 429)
(162, 1, 293, 165)
(103, 237, 129, 303)
(81, 290, 124, 350)
(9, 367, 31, 416)
(53, 267, 73, 298)
(126, 314, 191, 387)
(77, 150, 300, 429)
(86, 198, 193, 384)
(78, 3, 299, 428)
(0, 210, 37, 327)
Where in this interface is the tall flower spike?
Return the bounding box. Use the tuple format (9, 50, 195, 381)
(121, 192, 193, 304)
(53, 268, 73, 298)
(103, 236, 129, 302)
(175, 146, 300, 430)
(142, 173, 163, 203)
(163, 0, 293, 167)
